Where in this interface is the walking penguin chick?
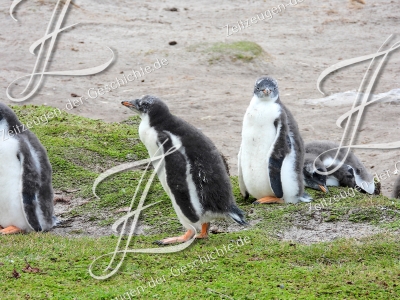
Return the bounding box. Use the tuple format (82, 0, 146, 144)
(122, 96, 247, 245)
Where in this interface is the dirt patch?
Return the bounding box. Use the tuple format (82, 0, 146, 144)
(277, 210, 395, 245)
(51, 192, 257, 237)
(52, 215, 114, 237)
(279, 220, 386, 245)
(52, 193, 114, 237)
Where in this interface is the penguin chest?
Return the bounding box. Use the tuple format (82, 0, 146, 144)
(138, 115, 169, 190)
(240, 100, 281, 199)
(0, 138, 30, 230)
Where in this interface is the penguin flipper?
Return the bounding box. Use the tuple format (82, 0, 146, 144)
(22, 192, 42, 231)
(238, 146, 249, 199)
(268, 119, 291, 199)
(17, 142, 44, 232)
(159, 132, 200, 224)
(269, 156, 285, 198)
(349, 165, 375, 194)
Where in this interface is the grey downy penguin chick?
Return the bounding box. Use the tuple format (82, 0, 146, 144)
(304, 140, 375, 194)
(122, 96, 246, 245)
(238, 76, 311, 204)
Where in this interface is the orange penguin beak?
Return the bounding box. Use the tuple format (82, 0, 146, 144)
(121, 101, 134, 107)
(318, 185, 328, 193)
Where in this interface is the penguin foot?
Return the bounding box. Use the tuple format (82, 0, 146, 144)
(253, 196, 284, 204)
(195, 223, 210, 239)
(154, 229, 195, 245)
(0, 226, 23, 235)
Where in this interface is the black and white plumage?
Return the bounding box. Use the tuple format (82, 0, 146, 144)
(238, 76, 311, 204)
(122, 96, 246, 244)
(304, 140, 375, 194)
(0, 103, 56, 234)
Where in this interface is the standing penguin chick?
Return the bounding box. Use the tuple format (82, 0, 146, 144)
(238, 77, 311, 204)
(0, 103, 56, 234)
(304, 141, 375, 194)
(122, 96, 246, 245)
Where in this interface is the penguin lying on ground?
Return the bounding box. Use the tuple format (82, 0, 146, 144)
(122, 96, 247, 245)
(0, 103, 56, 234)
(303, 140, 376, 194)
(238, 76, 312, 204)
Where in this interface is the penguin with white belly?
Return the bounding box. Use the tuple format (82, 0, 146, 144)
(0, 103, 56, 234)
(238, 76, 311, 204)
(122, 96, 246, 245)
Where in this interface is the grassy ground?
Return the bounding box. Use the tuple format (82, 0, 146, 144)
(1, 105, 399, 300)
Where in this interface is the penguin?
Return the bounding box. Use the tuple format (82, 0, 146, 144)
(238, 76, 311, 204)
(392, 176, 400, 199)
(303, 153, 330, 193)
(121, 95, 247, 245)
(303, 140, 375, 194)
(0, 103, 56, 234)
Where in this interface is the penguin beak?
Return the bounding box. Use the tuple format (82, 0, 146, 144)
(318, 184, 329, 193)
(121, 101, 134, 107)
(121, 100, 139, 113)
(262, 89, 271, 96)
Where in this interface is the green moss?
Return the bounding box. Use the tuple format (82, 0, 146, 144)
(189, 41, 268, 64)
(208, 41, 264, 62)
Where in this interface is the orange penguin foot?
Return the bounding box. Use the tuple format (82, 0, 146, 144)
(253, 196, 285, 204)
(154, 229, 195, 245)
(195, 223, 210, 239)
(0, 226, 23, 235)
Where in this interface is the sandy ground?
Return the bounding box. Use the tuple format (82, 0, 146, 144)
(0, 0, 399, 239)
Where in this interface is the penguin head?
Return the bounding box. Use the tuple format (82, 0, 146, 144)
(121, 95, 170, 118)
(254, 76, 279, 101)
(303, 153, 329, 193)
(0, 103, 21, 133)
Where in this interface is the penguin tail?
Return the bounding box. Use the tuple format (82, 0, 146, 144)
(229, 205, 248, 226)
